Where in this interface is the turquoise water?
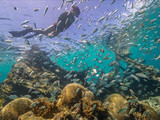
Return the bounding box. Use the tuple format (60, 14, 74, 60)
(0, 0, 160, 85)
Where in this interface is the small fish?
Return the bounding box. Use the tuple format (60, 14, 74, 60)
(8, 95, 18, 100)
(44, 6, 48, 16)
(98, 15, 106, 23)
(91, 69, 97, 75)
(109, 61, 116, 67)
(0, 59, 3, 62)
(14, 7, 18, 10)
(34, 22, 37, 29)
(75, 18, 79, 24)
(63, 37, 71, 40)
(92, 104, 97, 111)
(34, 8, 40, 12)
(73, 57, 76, 65)
(99, 0, 105, 4)
(81, 34, 87, 37)
(140, 23, 144, 28)
(66, 0, 73, 4)
(22, 25, 31, 28)
(5, 39, 12, 43)
(52, 6, 55, 11)
(111, 0, 115, 5)
(92, 28, 98, 34)
(135, 73, 149, 79)
(99, 49, 104, 53)
(78, 24, 81, 29)
(112, 9, 118, 15)
(129, 108, 137, 115)
(58, 4, 63, 10)
(118, 107, 128, 113)
(131, 3, 134, 9)
(21, 20, 29, 25)
(25, 39, 30, 45)
(150, 18, 157, 24)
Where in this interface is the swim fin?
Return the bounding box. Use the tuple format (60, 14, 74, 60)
(9, 28, 33, 37)
(23, 33, 38, 39)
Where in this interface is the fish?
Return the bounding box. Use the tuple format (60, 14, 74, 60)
(34, 8, 40, 12)
(21, 20, 29, 25)
(150, 18, 157, 24)
(91, 69, 97, 75)
(63, 37, 71, 40)
(22, 25, 31, 28)
(34, 22, 37, 29)
(0, 17, 12, 21)
(66, 0, 73, 4)
(8, 95, 18, 100)
(99, 0, 105, 4)
(0, 59, 3, 62)
(98, 15, 106, 23)
(14, 6, 18, 10)
(58, 4, 63, 10)
(130, 74, 140, 83)
(112, 9, 118, 15)
(78, 24, 81, 29)
(44, 6, 48, 16)
(99, 49, 104, 53)
(52, 6, 55, 11)
(140, 23, 144, 28)
(5, 39, 12, 43)
(73, 57, 76, 65)
(131, 3, 134, 9)
(75, 18, 79, 24)
(111, 0, 115, 5)
(92, 28, 98, 34)
(109, 61, 116, 67)
(118, 107, 128, 113)
(135, 73, 149, 79)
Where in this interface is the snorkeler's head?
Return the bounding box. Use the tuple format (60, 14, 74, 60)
(71, 6, 80, 17)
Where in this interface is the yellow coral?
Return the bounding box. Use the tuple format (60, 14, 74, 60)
(31, 98, 59, 119)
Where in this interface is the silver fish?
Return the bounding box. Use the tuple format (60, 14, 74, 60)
(34, 8, 40, 12)
(21, 20, 29, 25)
(135, 73, 149, 79)
(44, 6, 48, 16)
(111, 0, 115, 5)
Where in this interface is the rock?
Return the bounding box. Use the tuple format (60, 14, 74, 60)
(104, 94, 130, 120)
(56, 83, 94, 108)
(141, 103, 160, 120)
(1, 98, 33, 120)
(18, 111, 46, 120)
(141, 96, 160, 116)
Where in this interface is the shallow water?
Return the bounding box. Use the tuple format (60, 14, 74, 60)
(0, 0, 160, 101)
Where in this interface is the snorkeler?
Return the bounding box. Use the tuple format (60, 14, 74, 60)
(9, 6, 80, 39)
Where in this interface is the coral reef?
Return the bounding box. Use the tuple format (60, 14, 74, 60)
(18, 111, 46, 120)
(104, 94, 130, 120)
(104, 94, 160, 120)
(0, 83, 114, 120)
(31, 97, 58, 119)
(141, 96, 160, 116)
(0, 47, 88, 105)
(56, 83, 93, 108)
(1, 98, 33, 120)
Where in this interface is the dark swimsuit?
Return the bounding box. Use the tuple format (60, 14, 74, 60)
(55, 11, 75, 33)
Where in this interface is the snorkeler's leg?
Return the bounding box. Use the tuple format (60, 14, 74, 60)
(43, 25, 57, 36)
(9, 28, 33, 37)
(22, 29, 44, 39)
